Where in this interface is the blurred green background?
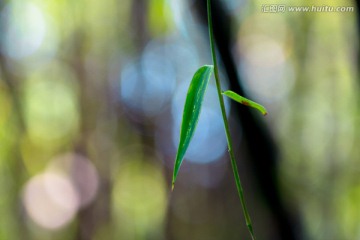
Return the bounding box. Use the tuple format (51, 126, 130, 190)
(0, 0, 359, 239)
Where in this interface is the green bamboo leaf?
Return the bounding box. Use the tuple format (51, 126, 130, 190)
(172, 65, 214, 190)
(222, 90, 267, 116)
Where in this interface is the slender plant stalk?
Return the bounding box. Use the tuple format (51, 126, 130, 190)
(206, 0, 256, 239)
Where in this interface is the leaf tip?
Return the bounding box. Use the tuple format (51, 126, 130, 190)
(171, 182, 175, 191)
(259, 106, 268, 116)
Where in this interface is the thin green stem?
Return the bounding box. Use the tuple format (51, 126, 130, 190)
(206, 0, 255, 239)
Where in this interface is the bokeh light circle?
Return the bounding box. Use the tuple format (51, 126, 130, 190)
(22, 173, 79, 230)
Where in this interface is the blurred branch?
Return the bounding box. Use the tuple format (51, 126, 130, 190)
(0, 55, 26, 131)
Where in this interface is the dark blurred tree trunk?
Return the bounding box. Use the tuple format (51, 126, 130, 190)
(355, 0, 360, 72)
(66, 30, 112, 240)
(193, 0, 303, 239)
(131, 0, 150, 52)
(0, 1, 28, 239)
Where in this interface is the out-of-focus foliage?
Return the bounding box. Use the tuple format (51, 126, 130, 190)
(0, 0, 359, 239)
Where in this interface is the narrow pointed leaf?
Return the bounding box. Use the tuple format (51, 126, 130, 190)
(172, 65, 214, 190)
(222, 90, 267, 116)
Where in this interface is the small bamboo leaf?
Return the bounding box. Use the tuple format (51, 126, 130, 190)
(222, 90, 267, 116)
(172, 65, 214, 190)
